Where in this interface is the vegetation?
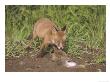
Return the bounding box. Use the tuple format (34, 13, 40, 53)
(5, 5, 106, 63)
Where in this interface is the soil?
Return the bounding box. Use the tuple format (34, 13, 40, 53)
(5, 49, 106, 72)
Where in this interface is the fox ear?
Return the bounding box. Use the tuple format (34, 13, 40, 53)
(61, 25, 66, 32)
(54, 26, 59, 32)
(53, 26, 59, 31)
(52, 26, 58, 34)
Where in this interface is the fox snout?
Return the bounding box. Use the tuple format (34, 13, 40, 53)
(54, 42, 64, 50)
(57, 43, 64, 50)
(58, 46, 63, 50)
(52, 40, 64, 50)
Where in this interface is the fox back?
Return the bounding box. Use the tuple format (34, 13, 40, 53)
(32, 18, 66, 50)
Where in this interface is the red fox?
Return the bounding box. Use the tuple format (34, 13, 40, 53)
(29, 18, 66, 51)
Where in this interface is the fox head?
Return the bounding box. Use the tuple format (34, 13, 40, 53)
(52, 25, 66, 50)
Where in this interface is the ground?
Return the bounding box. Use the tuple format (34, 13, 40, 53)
(5, 49, 106, 72)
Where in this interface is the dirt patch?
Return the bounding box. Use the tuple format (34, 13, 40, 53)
(5, 51, 106, 72)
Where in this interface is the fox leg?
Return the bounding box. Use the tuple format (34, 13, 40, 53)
(40, 41, 49, 51)
(37, 42, 49, 57)
(27, 30, 38, 48)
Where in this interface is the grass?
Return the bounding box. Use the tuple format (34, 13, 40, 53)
(5, 5, 106, 63)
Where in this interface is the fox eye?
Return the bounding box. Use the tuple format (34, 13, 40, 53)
(56, 41, 60, 45)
